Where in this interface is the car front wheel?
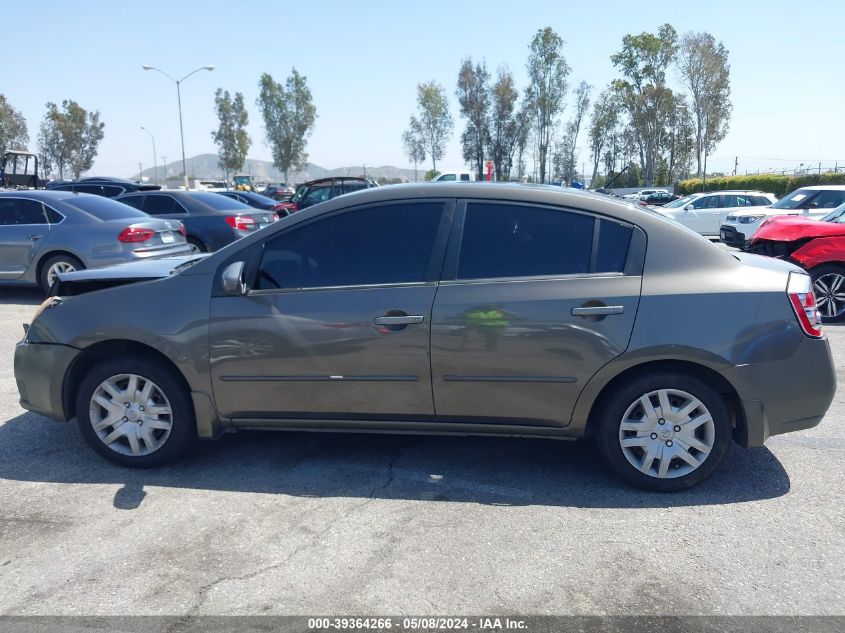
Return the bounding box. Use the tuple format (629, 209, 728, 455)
(811, 264, 845, 323)
(595, 372, 733, 491)
(76, 357, 196, 467)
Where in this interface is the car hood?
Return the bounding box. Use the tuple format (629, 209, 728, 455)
(52, 254, 210, 297)
(753, 216, 843, 242)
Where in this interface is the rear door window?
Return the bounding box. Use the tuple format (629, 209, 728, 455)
(457, 203, 632, 279)
(143, 195, 183, 215)
(119, 196, 145, 210)
(341, 181, 368, 195)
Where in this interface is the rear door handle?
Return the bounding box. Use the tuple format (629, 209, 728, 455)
(571, 305, 624, 316)
(374, 315, 424, 325)
(28, 234, 43, 241)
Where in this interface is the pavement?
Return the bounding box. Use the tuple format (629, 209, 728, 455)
(0, 285, 843, 617)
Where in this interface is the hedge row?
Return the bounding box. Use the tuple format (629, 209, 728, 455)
(676, 172, 845, 197)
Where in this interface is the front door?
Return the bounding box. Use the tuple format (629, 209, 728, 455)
(431, 200, 643, 427)
(209, 200, 452, 421)
(0, 197, 50, 280)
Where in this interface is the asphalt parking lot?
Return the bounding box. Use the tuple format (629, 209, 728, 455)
(0, 285, 842, 617)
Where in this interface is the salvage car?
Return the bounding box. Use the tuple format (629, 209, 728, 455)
(720, 185, 845, 249)
(749, 202, 845, 321)
(0, 190, 192, 292)
(15, 184, 835, 491)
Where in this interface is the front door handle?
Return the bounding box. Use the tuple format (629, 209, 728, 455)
(571, 305, 624, 316)
(374, 315, 424, 325)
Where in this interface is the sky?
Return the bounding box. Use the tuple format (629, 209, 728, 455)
(4, 0, 845, 179)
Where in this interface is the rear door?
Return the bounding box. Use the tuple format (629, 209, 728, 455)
(431, 200, 644, 428)
(0, 198, 51, 279)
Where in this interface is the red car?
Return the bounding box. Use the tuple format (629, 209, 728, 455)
(750, 203, 845, 321)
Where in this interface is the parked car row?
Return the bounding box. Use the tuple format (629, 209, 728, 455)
(0, 175, 383, 293)
(0, 191, 193, 291)
(13, 183, 836, 493)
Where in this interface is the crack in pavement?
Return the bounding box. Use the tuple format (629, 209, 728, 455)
(176, 438, 420, 622)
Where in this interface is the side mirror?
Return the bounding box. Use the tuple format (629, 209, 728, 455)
(221, 261, 246, 296)
(684, 204, 693, 211)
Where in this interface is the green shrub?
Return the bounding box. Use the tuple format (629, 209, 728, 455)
(677, 172, 845, 198)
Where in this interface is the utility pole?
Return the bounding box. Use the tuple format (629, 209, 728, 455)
(138, 162, 143, 181)
(733, 156, 738, 176)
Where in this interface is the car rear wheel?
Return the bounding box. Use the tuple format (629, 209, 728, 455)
(187, 237, 207, 252)
(39, 254, 83, 293)
(76, 357, 196, 467)
(810, 264, 845, 322)
(594, 372, 733, 491)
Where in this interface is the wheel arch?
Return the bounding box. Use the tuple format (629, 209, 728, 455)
(580, 359, 746, 445)
(62, 339, 193, 423)
(34, 248, 85, 283)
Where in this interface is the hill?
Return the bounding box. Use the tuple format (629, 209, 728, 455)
(133, 154, 420, 184)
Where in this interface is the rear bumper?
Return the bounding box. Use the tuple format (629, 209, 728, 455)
(719, 224, 750, 249)
(723, 336, 836, 447)
(15, 340, 80, 421)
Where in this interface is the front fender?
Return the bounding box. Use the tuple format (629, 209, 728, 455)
(790, 236, 845, 270)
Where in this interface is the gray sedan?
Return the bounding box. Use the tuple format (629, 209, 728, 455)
(14, 184, 836, 491)
(0, 191, 193, 292)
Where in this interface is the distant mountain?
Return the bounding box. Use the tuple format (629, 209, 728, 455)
(132, 154, 420, 184)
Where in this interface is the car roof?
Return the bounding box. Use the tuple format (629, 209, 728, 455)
(793, 185, 845, 191)
(303, 176, 371, 186)
(0, 189, 86, 202)
(701, 190, 772, 194)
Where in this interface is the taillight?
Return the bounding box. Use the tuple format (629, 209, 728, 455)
(118, 227, 155, 243)
(787, 272, 823, 338)
(225, 216, 256, 231)
(178, 223, 186, 237)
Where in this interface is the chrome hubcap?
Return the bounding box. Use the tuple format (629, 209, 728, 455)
(47, 261, 76, 286)
(813, 274, 845, 318)
(618, 389, 715, 479)
(89, 374, 173, 456)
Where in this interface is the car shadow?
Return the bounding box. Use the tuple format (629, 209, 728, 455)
(0, 286, 44, 306)
(0, 413, 790, 509)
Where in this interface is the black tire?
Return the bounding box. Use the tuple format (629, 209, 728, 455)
(810, 264, 845, 323)
(38, 254, 84, 294)
(594, 372, 733, 492)
(187, 237, 207, 252)
(75, 356, 196, 467)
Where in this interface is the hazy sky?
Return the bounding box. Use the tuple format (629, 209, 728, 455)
(5, 0, 845, 178)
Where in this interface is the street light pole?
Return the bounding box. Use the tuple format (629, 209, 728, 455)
(140, 126, 158, 185)
(142, 64, 215, 191)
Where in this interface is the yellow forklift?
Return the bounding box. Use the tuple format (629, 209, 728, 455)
(232, 173, 256, 192)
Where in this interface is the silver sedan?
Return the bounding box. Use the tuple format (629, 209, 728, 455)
(0, 190, 193, 292)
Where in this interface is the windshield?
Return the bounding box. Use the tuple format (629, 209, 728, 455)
(821, 203, 845, 223)
(191, 192, 251, 210)
(662, 194, 701, 209)
(62, 195, 149, 220)
(291, 184, 310, 203)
